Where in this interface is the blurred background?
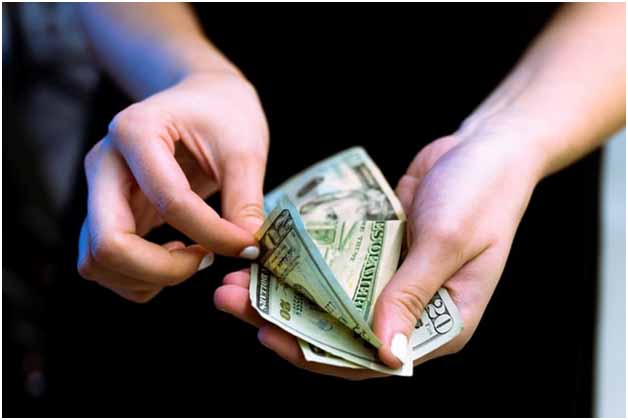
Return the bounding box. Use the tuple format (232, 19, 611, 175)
(2, 3, 625, 417)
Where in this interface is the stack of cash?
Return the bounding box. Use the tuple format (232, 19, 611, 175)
(250, 147, 462, 376)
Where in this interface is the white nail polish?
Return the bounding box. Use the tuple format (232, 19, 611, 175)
(197, 254, 214, 271)
(239, 245, 260, 260)
(390, 333, 409, 363)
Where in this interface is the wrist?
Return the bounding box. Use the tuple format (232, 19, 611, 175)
(456, 108, 559, 186)
(170, 35, 247, 88)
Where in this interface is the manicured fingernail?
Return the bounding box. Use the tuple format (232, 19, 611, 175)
(390, 333, 409, 364)
(239, 245, 260, 260)
(197, 254, 214, 271)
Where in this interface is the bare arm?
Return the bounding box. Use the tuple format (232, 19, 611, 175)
(78, 3, 240, 99)
(462, 3, 625, 179)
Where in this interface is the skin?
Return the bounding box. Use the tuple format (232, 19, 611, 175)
(77, 4, 625, 378)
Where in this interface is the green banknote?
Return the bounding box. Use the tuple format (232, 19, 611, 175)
(254, 196, 386, 348)
(250, 263, 412, 376)
(264, 147, 406, 223)
(249, 147, 462, 376)
(300, 288, 463, 368)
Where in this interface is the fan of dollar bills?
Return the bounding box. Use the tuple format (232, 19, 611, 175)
(250, 147, 462, 376)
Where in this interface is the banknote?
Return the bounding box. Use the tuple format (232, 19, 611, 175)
(300, 287, 463, 368)
(249, 263, 412, 376)
(306, 218, 404, 325)
(264, 147, 405, 223)
(254, 196, 383, 348)
(410, 288, 463, 361)
(250, 147, 463, 376)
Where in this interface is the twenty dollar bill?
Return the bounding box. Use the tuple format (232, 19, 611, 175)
(250, 147, 463, 376)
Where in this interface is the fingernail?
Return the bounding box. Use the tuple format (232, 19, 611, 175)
(197, 254, 214, 271)
(239, 245, 260, 260)
(390, 333, 409, 364)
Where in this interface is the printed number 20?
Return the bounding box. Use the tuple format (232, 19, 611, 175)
(280, 299, 291, 321)
(426, 297, 452, 334)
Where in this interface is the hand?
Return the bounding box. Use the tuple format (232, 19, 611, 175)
(373, 124, 542, 368)
(78, 71, 269, 302)
(215, 121, 543, 379)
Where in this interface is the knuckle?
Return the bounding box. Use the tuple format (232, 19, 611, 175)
(83, 145, 99, 173)
(447, 336, 469, 355)
(396, 174, 418, 191)
(89, 233, 123, 266)
(415, 143, 435, 162)
(77, 258, 95, 280)
(108, 109, 133, 141)
(390, 282, 432, 321)
(128, 290, 157, 304)
(154, 191, 188, 220)
(228, 144, 267, 164)
(108, 103, 161, 143)
(427, 218, 466, 253)
(236, 202, 264, 221)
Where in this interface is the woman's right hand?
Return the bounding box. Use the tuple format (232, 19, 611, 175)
(77, 71, 269, 302)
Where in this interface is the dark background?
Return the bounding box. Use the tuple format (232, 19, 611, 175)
(3, 3, 600, 417)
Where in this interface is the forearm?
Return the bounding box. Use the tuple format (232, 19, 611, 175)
(461, 3, 625, 180)
(79, 3, 240, 100)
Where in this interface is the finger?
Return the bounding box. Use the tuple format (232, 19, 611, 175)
(405, 135, 460, 180)
(395, 174, 421, 215)
(372, 231, 472, 368)
(84, 141, 214, 285)
(85, 260, 165, 292)
(396, 136, 460, 214)
(214, 284, 265, 328)
(221, 152, 267, 235)
(108, 286, 163, 304)
(222, 269, 251, 288)
(162, 240, 186, 251)
(108, 108, 258, 257)
(408, 245, 506, 367)
(257, 325, 385, 380)
(79, 219, 164, 291)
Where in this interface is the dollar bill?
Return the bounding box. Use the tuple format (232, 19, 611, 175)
(249, 263, 412, 376)
(255, 196, 383, 348)
(298, 342, 361, 369)
(300, 288, 463, 368)
(250, 146, 463, 376)
(264, 146, 405, 223)
(410, 288, 463, 361)
(307, 218, 404, 325)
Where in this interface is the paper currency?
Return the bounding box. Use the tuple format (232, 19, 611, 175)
(264, 147, 405, 223)
(299, 288, 462, 368)
(250, 263, 412, 376)
(249, 147, 463, 376)
(255, 196, 384, 347)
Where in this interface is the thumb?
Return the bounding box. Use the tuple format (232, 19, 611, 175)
(372, 228, 464, 368)
(221, 155, 266, 237)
